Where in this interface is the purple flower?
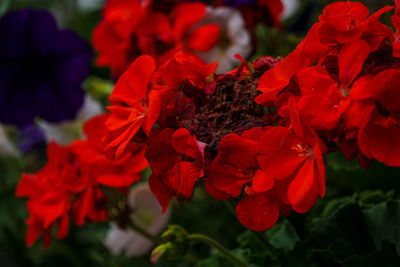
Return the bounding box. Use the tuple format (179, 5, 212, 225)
(0, 9, 92, 128)
(222, 0, 258, 7)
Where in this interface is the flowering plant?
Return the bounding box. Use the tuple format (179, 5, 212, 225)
(1, 0, 400, 266)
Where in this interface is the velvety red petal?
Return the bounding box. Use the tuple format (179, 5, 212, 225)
(217, 133, 257, 170)
(297, 94, 343, 131)
(372, 69, 400, 117)
(57, 214, 69, 240)
(15, 174, 39, 197)
(173, 3, 205, 41)
(143, 90, 161, 136)
(205, 181, 231, 201)
(149, 173, 175, 213)
(257, 127, 306, 179)
(178, 161, 202, 198)
(288, 159, 316, 206)
(187, 24, 220, 52)
(25, 217, 43, 247)
(208, 159, 252, 197)
(291, 176, 319, 213)
(172, 128, 202, 162)
(110, 55, 155, 103)
(251, 170, 274, 193)
(296, 66, 335, 96)
(338, 39, 370, 87)
(97, 173, 141, 188)
(358, 111, 400, 167)
(236, 192, 280, 231)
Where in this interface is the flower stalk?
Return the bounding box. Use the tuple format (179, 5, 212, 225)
(187, 234, 248, 267)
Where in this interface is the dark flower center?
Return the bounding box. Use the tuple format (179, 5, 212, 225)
(182, 57, 280, 154)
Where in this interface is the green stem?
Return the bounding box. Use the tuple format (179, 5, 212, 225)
(224, 199, 236, 214)
(250, 231, 278, 261)
(184, 254, 200, 264)
(188, 234, 248, 267)
(128, 221, 161, 244)
(224, 199, 278, 260)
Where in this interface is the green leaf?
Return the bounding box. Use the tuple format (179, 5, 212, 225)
(363, 200, 400, 254)
(265, 219, 299, 252)
(195, 249, 250, 267)
(311, 202, 376, 261)
(279, 241, 319, 267)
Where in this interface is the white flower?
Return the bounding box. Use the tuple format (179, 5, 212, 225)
(195, 7, 252, 73)
(38, 94, 103, 145)
(0, 125, 18, 157)
(105, 183, 171, 257)
(76, 0, 104, 12)
(281, 0, 300, 20)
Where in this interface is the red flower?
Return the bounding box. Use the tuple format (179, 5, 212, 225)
(255, 1, 392, 107)
(16, 142, 82, 247)
(257, 100, 326, 213)
(207, 128, 282, 231)
(207, 128, 271, 197)
(154, 51, 217, 126)
(358, 69, 400, 166)
(105, 55, 161, 158)
(92, 0, 156, 76)
(171, 3, 220, 53)
(93, 0, 219, 76)
(16, 115, 147, 247)
(146, 128, 204, 212)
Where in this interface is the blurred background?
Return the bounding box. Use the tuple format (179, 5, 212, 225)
(0, 0, 400, 266)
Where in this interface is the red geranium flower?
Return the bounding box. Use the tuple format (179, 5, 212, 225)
(207, 128, 282, 231)
(358, 69, 400, 166)
(93, 0, 219, 76)
(257, 99, 326, 213)
(104, 55, 161, 158)
(146, 128, 204, 212)
(16, 115, 147, 247)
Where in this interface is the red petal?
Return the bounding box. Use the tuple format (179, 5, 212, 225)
(15, 174, 39, 197)
(110, 55, 156, 103)
(205, 181, 230, 201)
(25, 217, 43, 247)
(288, 159, 316, 206)
(173, 3, 205, 41)
(97, 173, 141, 188)
(358, 111, 400, 167)
(372, 69, 400, 117)
(187, 24, 220, 52)
(57, 214, 69, 240)
(217, 133, 257, 170)
(291, 176, 319, 213)
(149, 173, 175, 213)
(178, 161, 202, 198)
(350, 74, 375, 100)
(236, 192, 280, 231)
(296, 66, 336, 96)
(143, 90, 161, 136)
(172, 128, 202, 162)
(252, 170, 274, 193)
(257, 127, 306, 179)
(338, 39, 370, 88)
(208, 159, 251, 197)
(297, 94, 343, 131)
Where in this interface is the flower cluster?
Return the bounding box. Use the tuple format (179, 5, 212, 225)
(257, 1, 400, 167)
(101, 0, 400, 231)
(16, 0, 400, 247)
(16, 115, 147, 247)
(92, 0, 282, 76)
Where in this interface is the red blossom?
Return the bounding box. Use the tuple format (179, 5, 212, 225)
(16, 115, 147, 247)
(146, 128, 204, 212)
